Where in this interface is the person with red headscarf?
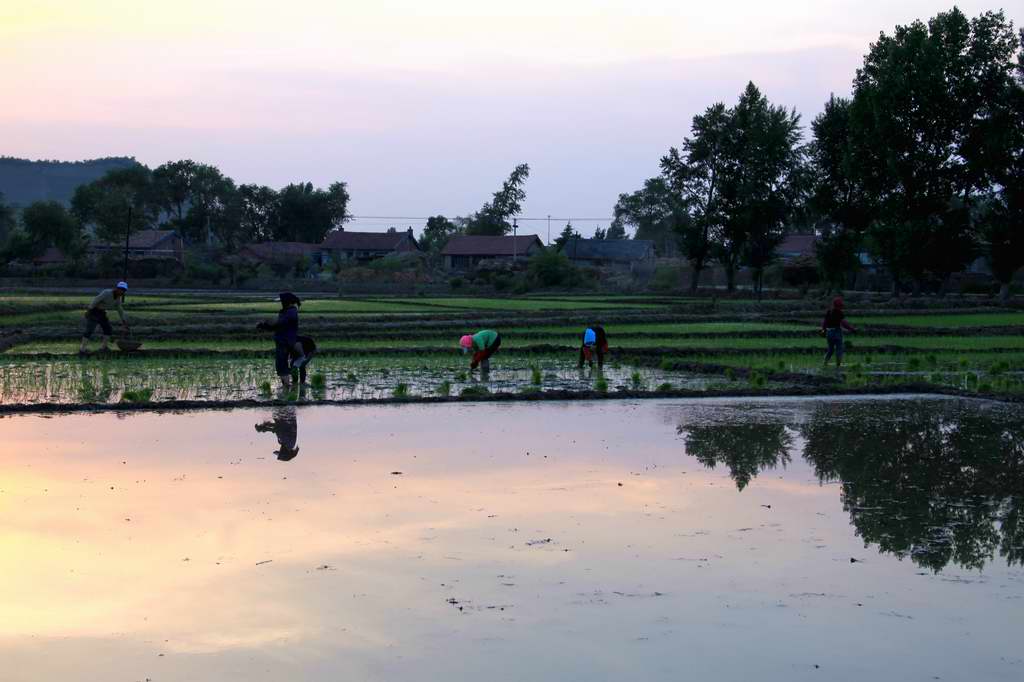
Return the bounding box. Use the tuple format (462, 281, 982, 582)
(459, 329, 501, 371)
(822, 297, 857, 368)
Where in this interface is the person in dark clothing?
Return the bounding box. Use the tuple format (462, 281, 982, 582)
(255, 406, 299, 461)
(578, 325, 609, 369)
(257, 292, 307, 388)
(290, 335, 317, 384)
(822, 297, 857, 368)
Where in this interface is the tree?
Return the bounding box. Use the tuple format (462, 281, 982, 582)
(527, 248, 576, 287)
(972, 27, 1024, 300)
(592, 227, 606, 240)
(848, 8, 1018, 293)
(611, 177, 679, 255)
(0, 192, 15, 245)
(273, 181, 350, 243)
(464, 163, 530, 236)
(152, 160, 198, 223)
(679, 421, 793, 491)
(179, 163, 234, 246)
(420, 215, 461, 253)
(70, 165, 159, 243)
(605, 221, 627, 240)
(21, 201, 81, 255)
(727, 82, 806, 296)
(554, 222, 580, 250)
(661, 102, 730, 291)
(235, 184, 279, 244)
(809, 95, 873, 290)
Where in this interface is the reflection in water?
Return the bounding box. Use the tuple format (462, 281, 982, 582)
(802, 402, 1024, 572)
(255, 406, 299, 461)
(678, 401, 1024, 571)
(678, 422, 793, 491)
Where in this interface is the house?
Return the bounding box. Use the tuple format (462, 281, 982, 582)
(441, 235, 544, 270)
(560, 238, 656, 275)
(32, 246, 69, 267)
(321, 227, 420, 263)
(92, 229, 185, 264)
(776, 234, 817, 262)
(233, 242, 322, 271)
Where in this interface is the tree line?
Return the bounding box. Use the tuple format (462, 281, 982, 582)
(613, 7, 1023, 298)
(0, 161, 350, 261)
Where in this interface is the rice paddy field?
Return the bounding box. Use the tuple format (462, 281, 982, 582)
(1, 289, 1023, 409)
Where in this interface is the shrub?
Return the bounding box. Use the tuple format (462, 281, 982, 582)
(650, 265, 682, 292)
(527, 248, 578, 287)
(449, 277, 464, 290)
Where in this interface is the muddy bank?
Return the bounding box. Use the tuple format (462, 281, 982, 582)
(1, 383, 1016, 416)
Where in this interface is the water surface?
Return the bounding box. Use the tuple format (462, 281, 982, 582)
(1, 397, 1022, 681)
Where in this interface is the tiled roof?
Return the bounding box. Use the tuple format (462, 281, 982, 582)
(778, 234, 817, 256)
(322, 230, 417, 251)
(441, 235, 543, 256)
(97, 229, 178, 250)
(237, 242, 320, 261)
(561, 238, 654, 262)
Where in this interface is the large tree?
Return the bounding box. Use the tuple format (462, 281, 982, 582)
(0, 192, 15, 245)
(611, 177, 680, 256)
(70, 165, 159, 242)
(152, 160, 198, 223)
(661, 102, 730, 291)
(273, 181, 350, 243)
(236, 184, 279, 243)
(464, 164, 530, 236)
(419, 215, 461, 253)
(21, 201, 82, 255)
(848, 8, 1018, 293)
(809, 95, 873, 291)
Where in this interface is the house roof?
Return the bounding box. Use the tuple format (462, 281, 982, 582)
(237, 242, 320, 262)
(322, 229, 417, 251)
(778, 234, 817, 256)
(561, 238, 654, 262)
(96, 229, 179, 250)
(441, 235, 543, 257)
(34, 246, 68, 264)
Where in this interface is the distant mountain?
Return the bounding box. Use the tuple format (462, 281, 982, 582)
(0, 156, 140, 208)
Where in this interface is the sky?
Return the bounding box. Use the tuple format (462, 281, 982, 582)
(0, 1, 1016, 237)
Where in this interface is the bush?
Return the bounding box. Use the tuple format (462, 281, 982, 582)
(183, 259, 225, 284)
(650, 265, 682, 292)
(449, 277, 464, 290)
(781, 255, 820, 291)
(527, 248, 578, 287)
(493, 274, 513, 292)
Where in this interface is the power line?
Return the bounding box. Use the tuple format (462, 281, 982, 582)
(350, 215, 613, 222)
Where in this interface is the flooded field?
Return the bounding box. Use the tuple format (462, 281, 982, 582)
(2, 397, 1022, 681)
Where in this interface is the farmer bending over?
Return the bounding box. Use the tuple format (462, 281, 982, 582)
(578, 325, 609, 369)
(822, 297, 856, 368)
(257, 292, 308, 388)
(460, 329, 501, 371)
(79, 281, 129, 354)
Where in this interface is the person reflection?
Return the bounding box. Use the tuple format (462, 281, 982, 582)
(801, 401, 1024, 571)
(678, 420, 794, 491)
(255, 406, 300, 461)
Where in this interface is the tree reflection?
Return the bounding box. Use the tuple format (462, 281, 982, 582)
(679, 422, 794, 491)
(801, 402, 1024, 571)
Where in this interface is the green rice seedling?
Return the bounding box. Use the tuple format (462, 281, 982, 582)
(724, 367, 736, 381)
(594, 376, 609, 394)
(926, 354, 938, 367)
(958, 357, 970, 369)
(121, 388, 153, 403)
(776, 360, 786, 371)
(656, 382, 673, 392)
(530, 365, 542, 386)
(630, 371, 643, 390)
(455, 371, 468, 382)
(286, 387, 299, 401)
(310, 374, 326, 390)
(659, 357, 673, 371)
(752, 373, 767, 388)
(930, 372, 944, 384)
(460, 385, 490, 398)
(436, 380, 452, 397)
(519, 385, 541, 395)
(906, 357, 922, 371)
(259, 381, 272, 397)
(978, 381, 993, 393)
(392, 383, 410, 399)
(345, 371, 358, 383)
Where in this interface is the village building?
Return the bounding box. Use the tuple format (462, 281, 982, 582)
(233, 241, 322, 270)
(320, 227, 420, 264)
(776, 234, 817, 262)
(560, 237, 656, 275)
(441, 234, 544, 270)
(92, 229, 186, 264)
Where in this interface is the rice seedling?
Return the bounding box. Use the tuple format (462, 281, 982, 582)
(392, 383, 410, 399)
(630, 371, 643, 390)
(310, 374, 326, 390)
(436, 380, 451, 397)
(595, 376, 609, 393)
(656, 382, 673, 392)
(530, 365, 542, 386)
(121, 388, 153, 403)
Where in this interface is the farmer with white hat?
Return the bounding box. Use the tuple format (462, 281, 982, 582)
(79, 281, 129, 354)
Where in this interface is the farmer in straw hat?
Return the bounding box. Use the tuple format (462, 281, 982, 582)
(79, 281, 129, 354)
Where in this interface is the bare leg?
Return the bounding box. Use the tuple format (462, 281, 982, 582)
(99, 335, 110, 352)
(79, 337, 89, 353)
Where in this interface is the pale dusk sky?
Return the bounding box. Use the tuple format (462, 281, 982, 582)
(0, 1, 1015, 235)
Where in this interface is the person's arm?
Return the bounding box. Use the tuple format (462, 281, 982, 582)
(470, 350, 485, 369)
(87, 292, 105, 311)
(115, 297, 128, 325)
(841, 319, 856, 333)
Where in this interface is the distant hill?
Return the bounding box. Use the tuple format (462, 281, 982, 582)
(0, 156, 140, 208)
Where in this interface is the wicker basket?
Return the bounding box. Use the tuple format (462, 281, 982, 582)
(116, 339, 143, 352)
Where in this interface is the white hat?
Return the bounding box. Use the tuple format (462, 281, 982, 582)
(116, 281, 128, 290)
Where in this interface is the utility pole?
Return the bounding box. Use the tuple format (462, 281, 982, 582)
(513, 218, 518, 262)
(547, 214, 551, 246)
